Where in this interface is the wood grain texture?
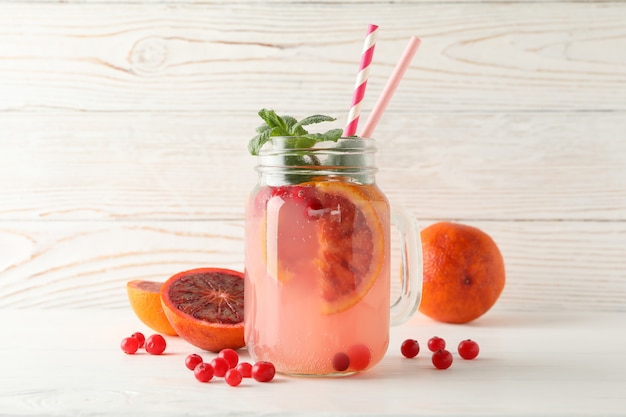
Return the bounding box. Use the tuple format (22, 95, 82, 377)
(0, 220, 245, 309)
(0, 2, 624, 113)
(1, 112, 624, 220)
(1, 0, 625, 313)
(1, 220, 624, 312)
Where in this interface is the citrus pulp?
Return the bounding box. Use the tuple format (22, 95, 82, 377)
(257, 181, 385, 315)
(160, 267, 245, 352)
(312, 181, 385, 314)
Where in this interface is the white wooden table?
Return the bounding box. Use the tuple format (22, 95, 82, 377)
(1, 0, 625, 415)
(2, 309, 625, 416)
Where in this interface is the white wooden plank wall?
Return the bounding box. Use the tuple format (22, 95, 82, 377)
(1, 1, 624, 313)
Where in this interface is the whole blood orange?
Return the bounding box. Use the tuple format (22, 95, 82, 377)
(419, 222, 505, 323)
(126, 280, 177, 336)
(160, 267, 245, 352)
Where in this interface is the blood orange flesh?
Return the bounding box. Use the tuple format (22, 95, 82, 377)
(160, 268, 245, 352)
(254, 180, 385, 318)
(313, 181, 385, 314)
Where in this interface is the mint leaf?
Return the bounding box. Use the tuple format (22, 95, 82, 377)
(248, 109, 342, 156)
(294, 115, 336, 130)
(281, 115, 297, 130)
(247, 127, 274, 156)
(293, 137, 317, 149)
(255, 124, 271, 133)
(258, 109, 289, 135)
(304, 128, 343, 142)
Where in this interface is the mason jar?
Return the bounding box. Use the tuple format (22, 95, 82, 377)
(244, 136, 422, 376)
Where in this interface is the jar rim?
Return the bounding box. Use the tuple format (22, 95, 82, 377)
(258, 136, 377, 156)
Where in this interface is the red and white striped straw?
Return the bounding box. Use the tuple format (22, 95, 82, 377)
(360, 36, 421, 139)
(344, 24, 379, 137)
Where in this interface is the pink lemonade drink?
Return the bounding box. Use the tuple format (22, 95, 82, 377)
(244, 136, 421, 376)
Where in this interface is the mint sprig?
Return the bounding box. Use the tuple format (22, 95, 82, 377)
(248, 109, 343, 155)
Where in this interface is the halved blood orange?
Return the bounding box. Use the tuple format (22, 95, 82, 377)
(127, 280, 177, 336)
(160, 268, 245, 352)
(312, 181, 385, 314)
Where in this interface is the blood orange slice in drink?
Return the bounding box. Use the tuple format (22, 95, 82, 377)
(311, 181, 385, 314)
(160, 268, 245, 352)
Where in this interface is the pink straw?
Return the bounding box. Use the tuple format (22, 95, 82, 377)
(360, 36, 422, 138)
(344, 24, 379, 137)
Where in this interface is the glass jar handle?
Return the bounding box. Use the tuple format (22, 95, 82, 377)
(390, 206, 423, 326)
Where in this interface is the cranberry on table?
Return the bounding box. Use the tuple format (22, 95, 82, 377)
(131, 332, 145, 348)
(252, 361, 276, 382)
(145, 334, 167, 355)
(120, 337, 140, 354)
(236, 362, 253, 378)
(218, 348, 239, 368)
(432, 349, 453, 369)
(427, 336, 446, 352)
(400, 339, 420, 358)
(225, 369, 243, 386)
(458, 339, 480, 360)
(185, 353, 204, 370)
(194, 362, 214, 382)
(211, 357, 230, 377)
